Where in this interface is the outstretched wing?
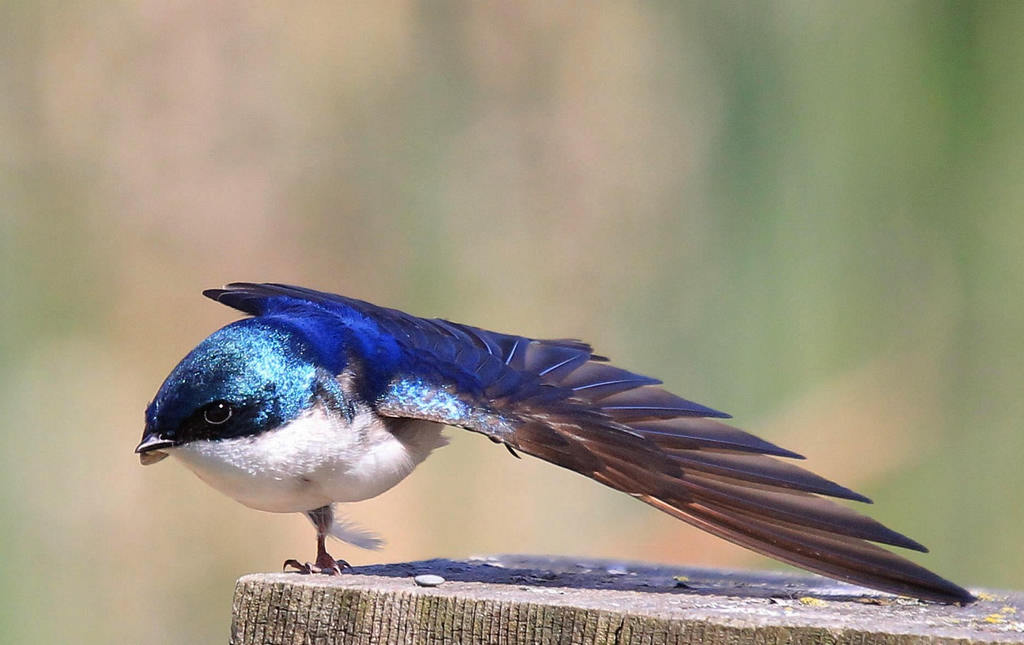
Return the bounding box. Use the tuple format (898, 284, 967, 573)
(204, 282, 973, 604)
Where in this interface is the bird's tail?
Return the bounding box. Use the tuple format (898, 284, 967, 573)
(495, 342, 974, 604)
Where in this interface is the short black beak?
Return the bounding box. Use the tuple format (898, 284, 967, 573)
(136, 433, 174, 465)
(135, 434, 174, 454)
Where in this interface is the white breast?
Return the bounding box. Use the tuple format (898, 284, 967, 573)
(168, 405, 448, 513)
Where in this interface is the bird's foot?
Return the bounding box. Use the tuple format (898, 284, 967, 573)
(283, 556, 350, 575)
(283, 559, 315, 574)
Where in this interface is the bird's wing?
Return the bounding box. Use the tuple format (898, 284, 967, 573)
(204, 282, 972, 604)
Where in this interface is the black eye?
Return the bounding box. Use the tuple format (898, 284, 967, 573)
(202, 401, 233, 425)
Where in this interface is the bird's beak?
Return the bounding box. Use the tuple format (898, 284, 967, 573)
(135, 433, 174, 465)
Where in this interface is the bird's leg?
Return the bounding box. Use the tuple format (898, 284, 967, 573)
(283, 505, 350, 575)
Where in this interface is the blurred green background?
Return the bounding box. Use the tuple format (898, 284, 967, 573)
(2, 1, 1023, 642)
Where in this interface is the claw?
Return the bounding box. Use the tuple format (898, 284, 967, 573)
(283, 556, 350, 575)
(286, 505, 353, 576)
(283, 559, 313, 574)
(314, 551, 349, 575)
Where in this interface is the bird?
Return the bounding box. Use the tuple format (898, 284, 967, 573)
(136, 282, 973, 604)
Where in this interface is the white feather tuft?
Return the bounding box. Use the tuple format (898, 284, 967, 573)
(312, 509, 386, 550)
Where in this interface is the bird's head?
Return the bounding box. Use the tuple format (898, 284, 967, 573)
(136, 318, 320, 465)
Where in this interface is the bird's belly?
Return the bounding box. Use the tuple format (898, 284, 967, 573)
(169, 408, 446, 513)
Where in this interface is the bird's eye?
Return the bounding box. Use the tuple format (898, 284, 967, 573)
(202, 402, 233, 425)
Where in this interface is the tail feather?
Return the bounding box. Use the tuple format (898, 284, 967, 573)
(678, 473, 925, 551)
(645, 497, 968, 603)
(500, 352, 974, 604)
(633, 418, 803, 458)
(667, 450, 869, 501)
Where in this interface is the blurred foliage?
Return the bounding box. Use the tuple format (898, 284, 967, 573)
(2, 1, 1023, 642)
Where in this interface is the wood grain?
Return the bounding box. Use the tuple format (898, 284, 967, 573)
(231, 556, 1023, 644)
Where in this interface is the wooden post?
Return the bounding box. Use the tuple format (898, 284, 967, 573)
(231, 555, 1023, 644)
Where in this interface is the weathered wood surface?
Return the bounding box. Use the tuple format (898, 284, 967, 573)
(231, 555, 1023, 644)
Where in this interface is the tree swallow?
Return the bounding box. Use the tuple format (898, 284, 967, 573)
(136, 283, 973, 603)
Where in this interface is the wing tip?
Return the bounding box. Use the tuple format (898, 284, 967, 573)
(202, 283, 280, 317)
(910, 577, 976, 605)
(889, 533, 929, 553)
(835, 487, 872, 504)
(686, 399, 732, 420)
(948, 586, 978, 605)
(776, 447, 806, 460)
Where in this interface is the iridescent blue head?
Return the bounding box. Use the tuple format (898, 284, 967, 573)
(135, 318, 321, 464)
